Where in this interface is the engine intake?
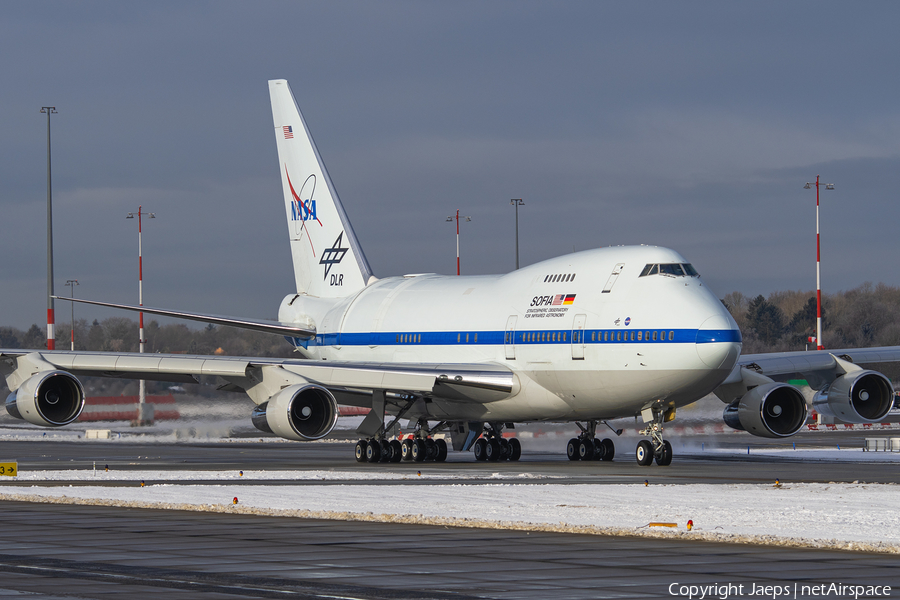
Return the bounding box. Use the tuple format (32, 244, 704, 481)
(812, 371, 894, 423)
(6, 371, 85, 427)
(251, 383, 338, 441)
(723, 382, 807, 438)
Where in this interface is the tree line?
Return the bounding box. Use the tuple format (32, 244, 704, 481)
(724, 283, 900, 354)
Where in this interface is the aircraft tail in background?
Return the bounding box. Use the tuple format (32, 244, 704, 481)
(269, 79, 373, 298)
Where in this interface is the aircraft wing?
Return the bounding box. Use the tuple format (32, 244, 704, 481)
(712, 345, 900, 438)
(0, 349, 517, 405)
(726, 346, 900, 387)
(50, 296, 316, 339)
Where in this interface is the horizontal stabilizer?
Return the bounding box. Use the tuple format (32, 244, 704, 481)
(52, 296, 316, 339)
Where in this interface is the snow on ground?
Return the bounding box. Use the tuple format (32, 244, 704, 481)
(0, 471, 898, 554)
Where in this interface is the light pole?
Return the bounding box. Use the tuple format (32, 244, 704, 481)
(804, 176, 834, 351)
(41, 106, 57, 350)
(510, 199, 524, 270)
(126, 206, 155, 424)
(446, 210, 471, 276)
(65, 279, 78, 351)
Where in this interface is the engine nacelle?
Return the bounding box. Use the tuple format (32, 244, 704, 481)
(812, 370, 894, 423)
(250, 383, 338, 441)
(723, 382, 807, 438)
(5, 371, 85, 427)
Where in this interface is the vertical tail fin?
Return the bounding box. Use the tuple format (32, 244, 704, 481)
(269, 79, 373, 298)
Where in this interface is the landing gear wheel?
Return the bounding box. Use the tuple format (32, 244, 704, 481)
(389, 439, 403, 463)
(601, 438, 615, 461)
(435, 438, 448, 462)
(591, 438, 605, 460)
(380, 439, 392, 462)
(473, 438, 488, 461)
(486, 439, 502, 461)
(636, 440, 653, 466)
(578, 439, 594, 460)
(508, 438, 522, 461)
(500, 438, 510, 460)
(354, 440, 367, 463)
(655, 440, 673, 466)
(401, 438, 414, 461)
(566, 438, 580, 461)
(425, 438, 437, 460)
(365, 440, 382, 463)
(412, 438, 427, 462)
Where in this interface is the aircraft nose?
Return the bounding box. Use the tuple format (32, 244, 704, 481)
(696, 314, 741, 370)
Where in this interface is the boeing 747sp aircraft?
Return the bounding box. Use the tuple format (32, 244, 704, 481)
(3, 80, 898, 466)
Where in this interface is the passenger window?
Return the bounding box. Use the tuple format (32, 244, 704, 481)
(563, 332, 567, 341)
(617, 331, 621, 341)
(652, 331, 658, 341)
(668, 331, 674, 341)
(637, 331, 643, 341)
(474, 333, 478, 343)
(630, 331, 635, 341)
(466, 333, 469, 343)
(396, 335, 399, 343)
(571, 274, 575, 282)
(604, 331, 608, 342)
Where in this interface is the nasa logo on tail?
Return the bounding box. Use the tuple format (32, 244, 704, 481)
(285, 166, 322, 241)
(320, 232, 349, 285)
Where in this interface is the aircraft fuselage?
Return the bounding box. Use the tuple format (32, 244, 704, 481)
(279, 244, 742, 423)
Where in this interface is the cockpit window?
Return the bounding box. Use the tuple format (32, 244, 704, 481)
(659, 264, 684, 276)
(639, 263, 699, 278)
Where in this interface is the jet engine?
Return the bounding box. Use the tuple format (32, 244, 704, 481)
(812, 370, 893, 423)
(251, 383, 338, 441)
(723, 382, 807, 438)
(5, 371, 85, 427)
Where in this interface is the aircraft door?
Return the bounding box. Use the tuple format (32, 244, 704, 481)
(505, 315, 517, 360)
(602, 263, 625, 293)
(571, 314, 586, 360)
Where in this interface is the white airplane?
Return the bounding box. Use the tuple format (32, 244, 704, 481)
(3, 79, 898, 466)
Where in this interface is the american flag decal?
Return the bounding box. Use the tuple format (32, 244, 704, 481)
(552, 294, 564, 306)
(283, 125, 294, 139)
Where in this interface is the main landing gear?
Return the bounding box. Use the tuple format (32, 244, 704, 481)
(472, 422, 521, 462)
(635, 405, 673, 466)
(566, 420, 616, 461)
(355, 418, 449, 463)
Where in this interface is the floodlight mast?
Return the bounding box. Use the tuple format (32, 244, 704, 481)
(446, 210, 471, 275)
(510, 199, 524, 270)
(41, 107, 57, 350)
(126, 207, 155, 424)
(804, 175, 834, 351)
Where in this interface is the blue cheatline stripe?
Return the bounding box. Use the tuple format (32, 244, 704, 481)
(286, 328, 741, 348)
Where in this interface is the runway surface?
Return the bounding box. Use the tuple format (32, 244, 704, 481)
(0, 428, 897, 485)
(0, 501, 896, 600)
(0, 431, 898, 599)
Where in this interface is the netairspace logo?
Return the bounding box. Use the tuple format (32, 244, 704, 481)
(667, 582, 892, 600)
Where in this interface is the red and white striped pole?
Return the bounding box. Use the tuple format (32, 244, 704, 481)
(446, 210, 471, 276)
(806, 176, 833, 351)
(42, 107, 57, 350)
(127, 207, 154, 421)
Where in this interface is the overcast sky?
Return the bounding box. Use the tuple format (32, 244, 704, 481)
(3, 1, 900, 330)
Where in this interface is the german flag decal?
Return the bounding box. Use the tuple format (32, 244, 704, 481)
(563, 294, 576, 305)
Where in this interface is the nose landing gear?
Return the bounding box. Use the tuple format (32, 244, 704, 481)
(636, 405, 674, 466)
